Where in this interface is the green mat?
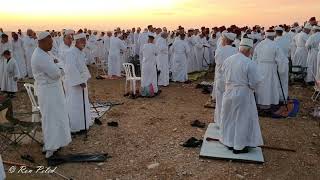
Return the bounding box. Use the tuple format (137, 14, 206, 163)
(188, 71, 208, 81)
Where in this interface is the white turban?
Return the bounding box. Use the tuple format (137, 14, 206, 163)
(265, 31, 276, 37)
(222, 32, 236, 41)
(240, 37, 254, 48)
(274, 26, 283, 31)
(64, 29, 74, 36)
(37, 31, 50, 40)
(304, 23, 312, 30)
(73, 33, 86, 40)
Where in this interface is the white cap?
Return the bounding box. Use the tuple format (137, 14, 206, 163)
(274, 26, 283, 31)
(265, 31, 276, 37)
(64, 29, 74, 36)
(240, 37, 254, 48)
(312, 25, 320, 31)
(222, 32, 236, 41)
(304, 23, 312, 30)
(73, 33, 86, 40)
(37, 31, 51, 40)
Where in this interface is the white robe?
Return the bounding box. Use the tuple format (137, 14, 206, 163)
(156, 37, 169, 86)
(186, 36, 197, 73)
(31, 47, 71, 151)
(194, 36, 210, 71)
(108, 36, 126, 76)
(141, 43, 158, 94)
(214, 45, 238, 128)
(290, 33, 298, 60)
(220, 53, 263, 150)
(293, 32, 309, 67)
(64, 47, 93, 132)
(172, 39, 190, 82)
(138, 32, 149, 61)
(1, 57, 20, 92)
(104, 36, 111, 64)
(12, 39, 27, 77)
(58, 43, 71, 94)
(23, 36, 36, 77)
(0, 42, 13, 88)
(275, 37, 290, 101)
(253, 38, 287, 106)
(0, 155, 5, 180)
(306, 32, 320, 82)
(134, 32, 140, 56)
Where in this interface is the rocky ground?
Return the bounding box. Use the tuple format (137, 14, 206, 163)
(2, 68, 320, 180)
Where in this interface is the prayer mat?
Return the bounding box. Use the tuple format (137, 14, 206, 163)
(90, 102, 112, 120)
(188, 71, 208, 81)
(200, 123, 264, 164)
(271, 99, 300, 119)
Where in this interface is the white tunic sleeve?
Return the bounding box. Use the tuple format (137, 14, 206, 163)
(65, 52, 85, 86)
(248, 61, 263, 90)
(37, 55, 62, 80)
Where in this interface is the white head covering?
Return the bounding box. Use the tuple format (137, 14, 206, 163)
(240, 37, 254, 48)
(312, 25, 320, 31)
(265, 31, 276, 37)
(73, 33, 86, 40)
(222, 32, 236, 41)
(274, 26, 283, 31)
(37, 31, 50, 40)
(304, 23, 312, 30)
(64, 29, 74, 36)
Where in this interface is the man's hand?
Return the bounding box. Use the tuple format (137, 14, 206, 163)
(54, 59, 59, 64)
(80, 83, 86, 88)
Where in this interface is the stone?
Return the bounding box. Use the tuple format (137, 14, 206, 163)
(236, 174, 245, 179)
(147, 163, 160, 169)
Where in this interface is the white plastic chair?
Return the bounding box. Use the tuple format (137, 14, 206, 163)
(311, 72, 320, 102)
(123, 63, 141, 95)
(24, 83, 41, 122)
(95, 57, 107, 76)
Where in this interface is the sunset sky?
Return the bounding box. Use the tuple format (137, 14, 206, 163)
(0, 0, 319, 31)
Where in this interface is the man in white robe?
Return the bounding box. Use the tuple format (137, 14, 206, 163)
(108, 32, 127, 78)
(138, 28, 150, 61)
(0, 34, 13, 90)
(253, 30, 288, 109)
(23, 29, 37, 78)
(214, 32, 238, 128)
(141, 34, 159, 96)
(172, 34, 190, 82)
(134, 28, 141, 57)
(194, 33, 210, 71)
(293, 24, 311, 67)
(156, 32, 169, 86)
(186, 29, 197, 73)
(1, 50, 20, 96)
(306, 25, 320, 82)
(274, 27, 290, 103)
(12, 33, 27, 78)
(64, 33, 93, 133)
(31, 32, 71, 158)
(104, 31, 112, 65)
(219, 37, 263, 154)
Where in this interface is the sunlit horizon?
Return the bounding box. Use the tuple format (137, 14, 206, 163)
(0, 0, 319, 32)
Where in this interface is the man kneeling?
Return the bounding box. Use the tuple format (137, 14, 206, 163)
(219, 36, 263, 154)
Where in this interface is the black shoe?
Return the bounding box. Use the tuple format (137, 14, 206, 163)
(182, 137, 203, 148)
(94, 118, 103, 125)
(107, 121, 118, 127)
(233, 147, 250, 154)
(191, 120, 206, 128)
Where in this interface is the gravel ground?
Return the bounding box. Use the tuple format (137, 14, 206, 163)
(2, 68, 320, 180)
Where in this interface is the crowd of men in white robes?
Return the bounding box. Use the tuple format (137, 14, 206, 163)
(0, 17, 319, 169)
